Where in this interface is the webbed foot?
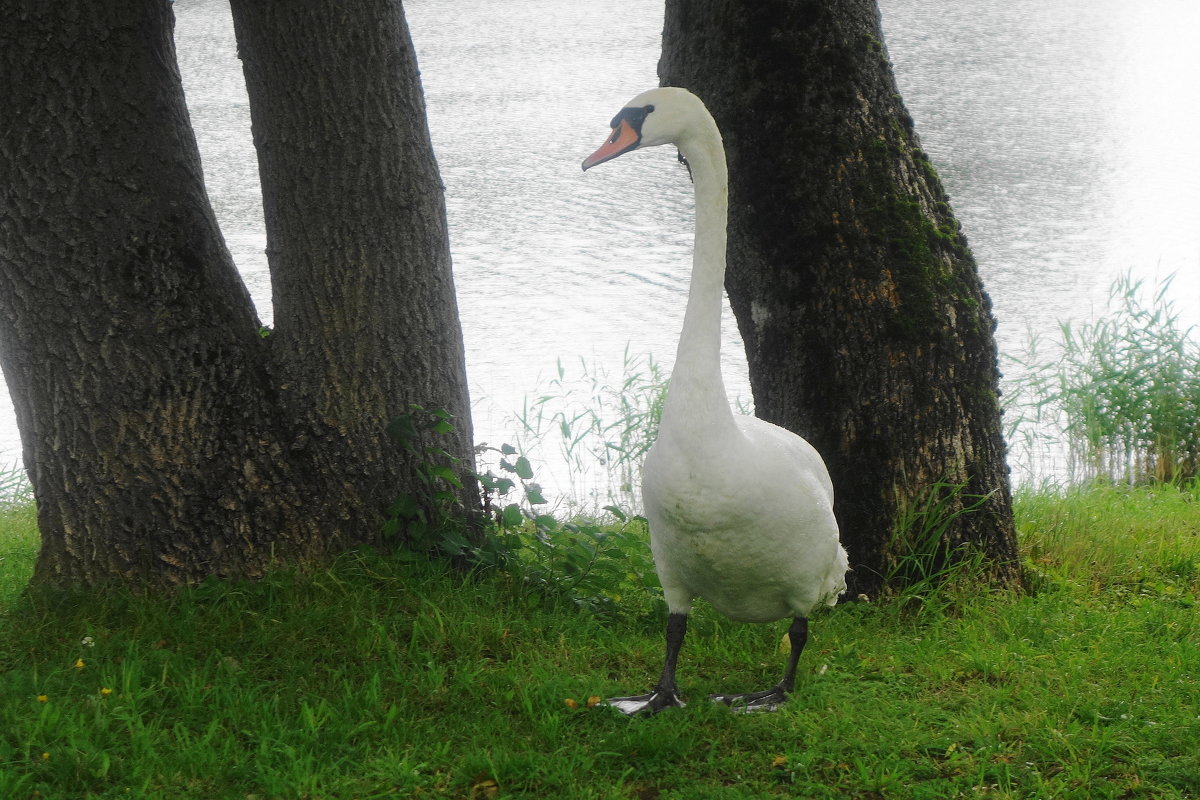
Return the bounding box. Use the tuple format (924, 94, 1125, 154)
(709, 685, 789, 714)
(603, 689, 687, 716)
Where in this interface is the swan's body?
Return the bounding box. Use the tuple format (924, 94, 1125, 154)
(646, 414, 844, 624)
(583, 87, 848, 714)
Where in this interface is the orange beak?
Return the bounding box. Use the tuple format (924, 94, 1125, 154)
(582, 119, 641, 171)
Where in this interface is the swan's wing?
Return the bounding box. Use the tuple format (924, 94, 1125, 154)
(733, 415, 835, 505)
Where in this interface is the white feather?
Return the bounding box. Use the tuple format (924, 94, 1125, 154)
(628, 87, 849, 625)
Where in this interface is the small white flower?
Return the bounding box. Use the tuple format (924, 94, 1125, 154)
(81, 636, 95, 648)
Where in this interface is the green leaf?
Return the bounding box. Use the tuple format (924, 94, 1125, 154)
(526, 485, 548, 505)
(389, 494, 422, 521)
(603, 505, 628, 522)
(514, 456, 534, 480)
(427, 465, 464, 488)
(501, 504, 524, 528)
(386, 414, 418, 446)
(440, 530, 469, 553)
(501, 443, 518, 455)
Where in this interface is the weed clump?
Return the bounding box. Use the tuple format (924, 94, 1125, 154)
(384, 405, 661, 618)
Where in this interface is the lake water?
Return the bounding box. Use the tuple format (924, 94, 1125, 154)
(3, 0, 1197, 498)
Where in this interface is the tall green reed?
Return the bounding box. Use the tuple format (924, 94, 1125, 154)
(0, 463, 31, 506)
(509, 348, 667, 511)
(1006, 273, 1200, 484)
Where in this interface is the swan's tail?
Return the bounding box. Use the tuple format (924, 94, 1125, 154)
(821, 544, 850, 608)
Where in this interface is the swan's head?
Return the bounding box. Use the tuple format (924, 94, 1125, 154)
(582, 87, 712, 171)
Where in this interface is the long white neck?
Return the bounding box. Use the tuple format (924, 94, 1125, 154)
(659, 118, 736, 438)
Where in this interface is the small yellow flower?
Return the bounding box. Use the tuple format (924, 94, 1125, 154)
(563, 698, 579, 710)
(586, 696, 602, 708)
(100, 687, 113, 697)
(74, 658, 85, 669)
(36, 694, 48, 703)
(41, 752, 50, 761)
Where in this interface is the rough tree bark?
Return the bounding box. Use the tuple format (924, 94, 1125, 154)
(660, 0, 1021, 596)
(0, 0, 474, 587)
(228, 0, 477, 535)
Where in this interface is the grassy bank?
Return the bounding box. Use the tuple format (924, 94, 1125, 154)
(1, 483, 1198, 799)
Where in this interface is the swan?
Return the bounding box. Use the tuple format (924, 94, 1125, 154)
(582, 87, 849, 714)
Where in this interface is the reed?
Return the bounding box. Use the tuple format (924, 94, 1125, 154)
(1006, 274, 1200, 484)
(508, 348, 667, 511)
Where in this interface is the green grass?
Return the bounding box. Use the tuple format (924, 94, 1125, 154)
(1016, 481, 1200, 595)
(0, 502, 37, 608)
(2, 483, 1198, 799)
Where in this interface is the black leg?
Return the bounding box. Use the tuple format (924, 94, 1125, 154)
(711, 616, 808, 713)
(604, 612, 689, 715)
(655, 612, 687, 694)
(777, 616, 808, 693)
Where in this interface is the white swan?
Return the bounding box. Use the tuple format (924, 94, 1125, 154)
(582, 87, 849, 714)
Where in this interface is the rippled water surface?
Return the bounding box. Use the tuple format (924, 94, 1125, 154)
(2, 0, 1197, 491)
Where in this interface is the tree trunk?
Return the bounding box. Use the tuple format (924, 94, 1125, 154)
(660, 0, 1021, 597)
(1, 0, 297, 584)
(228, 0, 478, 540)
(0, 0, 475, 587)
